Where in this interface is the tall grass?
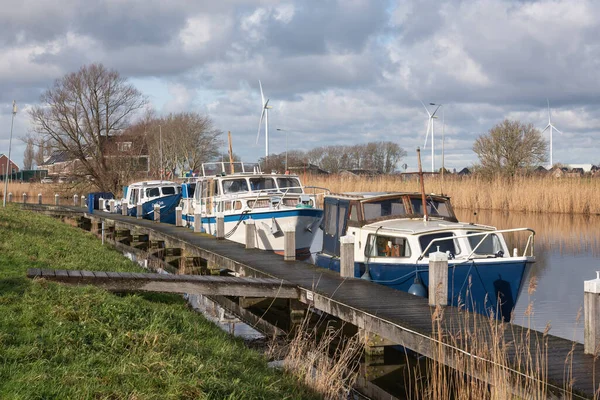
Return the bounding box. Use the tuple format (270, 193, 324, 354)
(304, 174, 600, 215)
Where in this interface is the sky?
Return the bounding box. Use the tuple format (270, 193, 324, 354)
(0, 0, 599, 173)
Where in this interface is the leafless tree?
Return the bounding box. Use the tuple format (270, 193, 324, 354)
(23, 138, 35, 169)
(29, 63, 147, 193)
(473, 119, 548, 177)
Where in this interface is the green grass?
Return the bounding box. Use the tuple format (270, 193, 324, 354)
(0, 205, 320, 399)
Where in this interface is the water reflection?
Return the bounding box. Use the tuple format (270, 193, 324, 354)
(456, 209, 600, 343)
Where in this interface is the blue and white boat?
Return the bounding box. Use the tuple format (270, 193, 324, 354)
(120, 180, 182, 224)
(180, 162, 323, 259)
(315, 192, 535, 320)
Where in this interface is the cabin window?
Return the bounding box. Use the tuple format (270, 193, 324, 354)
(467, 232, 503, 255)
(130, 188, 140, 204)
(363, 198, 407, 220)
(161, 186, 176, 195)
(349, 204, 359, 222)
(277, 178, 302, 193)
(418, 232, 460, 257)
(187, 183, 196, 198)
(234, 201, 242, 210)
(410, 198, 452, 218)
(146, 187, 160, 198)
(249, 177, 276, 191)
(324, 202, 337, 235)
(365, 235, 411, 258)
(222, 179, 248, 194)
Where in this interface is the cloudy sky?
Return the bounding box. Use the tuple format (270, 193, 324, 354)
(1, 0, 598, 172)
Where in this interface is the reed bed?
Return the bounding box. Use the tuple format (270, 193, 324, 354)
(303, 174, 600, 215)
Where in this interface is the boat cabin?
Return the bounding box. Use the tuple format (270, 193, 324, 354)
(125, 180, 181, 206)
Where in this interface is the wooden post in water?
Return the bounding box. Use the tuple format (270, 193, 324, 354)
(245, 219, 256, 249)
(428, 249, 448, 306)
(136, 203, 142, 219)
(584, 272, 600, 354)
(121, 200, 128, 216)
(38, 193, 42, 205)
(54, 193, 59, 205)
(216, 213, 224, 239)
(81, 195, 86, 208)
(283, 225, 296, 261)
(22, 193, 27, 204)
(153, 204, 160, 222)
(340, 235, 355, 278)
(73, 194, 78, 206)
(194, 212, 201, 233)
(175, 207, 182, 227)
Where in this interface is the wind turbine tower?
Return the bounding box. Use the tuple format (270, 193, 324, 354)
(421, 101, 442, 172)
(256, 80, 272, 158)
(541, 99, 563, 167)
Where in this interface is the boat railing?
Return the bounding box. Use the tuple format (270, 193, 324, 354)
(201, 162, 261, 176)
(417, 228, 536, 262)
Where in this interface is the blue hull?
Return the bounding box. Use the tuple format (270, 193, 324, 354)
(128, 194, 182, 225)
(315, 254, 530, 321)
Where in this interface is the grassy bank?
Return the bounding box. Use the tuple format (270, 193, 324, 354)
(304, 174, 600, 215)
(0, 205, 319, 399)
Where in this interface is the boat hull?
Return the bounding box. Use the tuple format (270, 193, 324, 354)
(183, 208, 323, 259)
(315, 254, 531, 321)
(128, 194, 181, 225)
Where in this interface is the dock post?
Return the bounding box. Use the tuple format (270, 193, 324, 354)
(428, 249, 448, 306)
(136, 203, 142, 219)
(283, 225, 296, 261)
(245, 219, 256, 249)
(216, 213, 224, 239)
(38, 193, 42, 205)
(121, 200, 128, 216)
(153, 204, 160, 222)
(99, 198, 105, 211)
(7, 192, 12, 203)
(73, 194, 78, 206)
(175, 207, 182, 227)
(340, 235, 355, 278)
(81, 195, 86, 208)
(109, 199, 115, 213)
(584, 272, 600, 354)
(54, 193, 59, 206)
(22, 193, 27, 204)
(194, 212, 201, 233)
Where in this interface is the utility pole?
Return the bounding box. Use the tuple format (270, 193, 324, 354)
(3, 101, 17, 207)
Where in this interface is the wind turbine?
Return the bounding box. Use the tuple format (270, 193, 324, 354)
(421, 101, 442, 172)
(541, 99, 563, 167)
(256, 80, 272, 159)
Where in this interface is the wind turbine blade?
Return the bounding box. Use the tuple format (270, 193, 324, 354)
(553, 126, 564, 135)
(257, 108, 266, 144)
(420, 100, 432, 117)
(259, 80, 265, 106)
(547, 98, 552, 122)
(541, 124, 551, 133)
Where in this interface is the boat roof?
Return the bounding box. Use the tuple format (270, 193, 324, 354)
(327, 192, 451, 201)
(362, 218, 496, 235)
(128, 180, 179, 187)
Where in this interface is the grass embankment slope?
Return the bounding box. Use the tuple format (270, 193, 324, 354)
(0, 206, 319, 399)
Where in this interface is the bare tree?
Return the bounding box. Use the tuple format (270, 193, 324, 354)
(473, 119, 548, 177)
(23, 138, 35, 169)
(29, 63, 147, 192)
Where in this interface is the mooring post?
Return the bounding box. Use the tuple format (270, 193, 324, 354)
(175, 206, 182, 227)
(99, 198, 105, 211)
(81, 195, 86, 208)
(38, 193, 42, 205)
(194, 211, 201, 233)
(54, 193, 59, 206)
(121, 200, 128, 216)
(429, 249, 448, 306)
(584, 271, 600, 354)
(153, 204, 160, 222)
(101, 220, 105, 245)
(245, 218, 256, 249)
(7, 192, 12, 203)
(216, 213, 224, 239)
(109, 199, 116, 213)
(73, 194, 78, 206)
(283, 225, 296, 261)
(340, 235, 355, 278)
(22, 193, 27, 204)
(136, 203, 142, 219)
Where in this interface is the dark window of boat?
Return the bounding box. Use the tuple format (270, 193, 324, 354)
(276, 178, 302, 193)
(187, 183, 196, 198)
(467, 232, 503, 255)
(223, 179, 248, 194)
(363, 198, 407, 220)
(249, 177, 276, 191)
(365, 235, 411, 258)
(349, 204, 359, 222)
(324, 202, 337, 235)
(146, 187, 160, 198)
(410, 198, 451, 218)
(161, 186, 176, 195)
(418, 232, 459, 257)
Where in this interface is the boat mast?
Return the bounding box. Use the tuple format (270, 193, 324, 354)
(417, 147, 428, 221)
(228, 131, 234, 174)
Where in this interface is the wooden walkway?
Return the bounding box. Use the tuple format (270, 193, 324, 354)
(26, 268, 299, 298)
(24, 204, 600, 398)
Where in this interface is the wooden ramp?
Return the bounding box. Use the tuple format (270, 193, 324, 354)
(27, 268, 299, 299)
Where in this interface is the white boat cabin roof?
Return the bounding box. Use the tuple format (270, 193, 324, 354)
(362, 218, 496, 236)
(128, 180, 178, 188)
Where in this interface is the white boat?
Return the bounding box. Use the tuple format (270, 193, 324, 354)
(315, 192, 535, 321)
(180, 162, 323, 259)
(120, 180, 182, 224)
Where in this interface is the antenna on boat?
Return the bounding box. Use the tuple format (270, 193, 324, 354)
(417, 147, 428, 221)
(228, 131, 234, 174)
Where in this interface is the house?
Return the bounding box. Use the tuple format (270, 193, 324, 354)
(534, 166, 548, 175)
(566, 164, 594, 173)
(550, 166, 568, 178)
(0, 153, 20, 178)
(457, 167, 471, 176)
(566, 168, 584, 178)
(39, 150, 77, 176)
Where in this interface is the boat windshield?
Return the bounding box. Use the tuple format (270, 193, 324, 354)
(249, 177, 277, 191)
(161, 186, 177, 195)
(222, 179, 249, 194)
(419, 232, 460, 257)
(410, 197, 452, 218)
(467, 231, 503, 255)
(363, 198, 407, 220)
(277, 177, 302, 193)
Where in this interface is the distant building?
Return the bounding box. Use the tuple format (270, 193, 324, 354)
(0, 153, 20, 177)
(287, 163, 329, 175)
(566, 164, 594, 173)
(457, 167, 471, 176)
(339, 169, 382, 177)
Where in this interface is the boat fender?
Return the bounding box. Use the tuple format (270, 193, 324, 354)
(408, 274, 428, 297)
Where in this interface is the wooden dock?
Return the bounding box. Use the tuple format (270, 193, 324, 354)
(23, 204, 600, 399)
